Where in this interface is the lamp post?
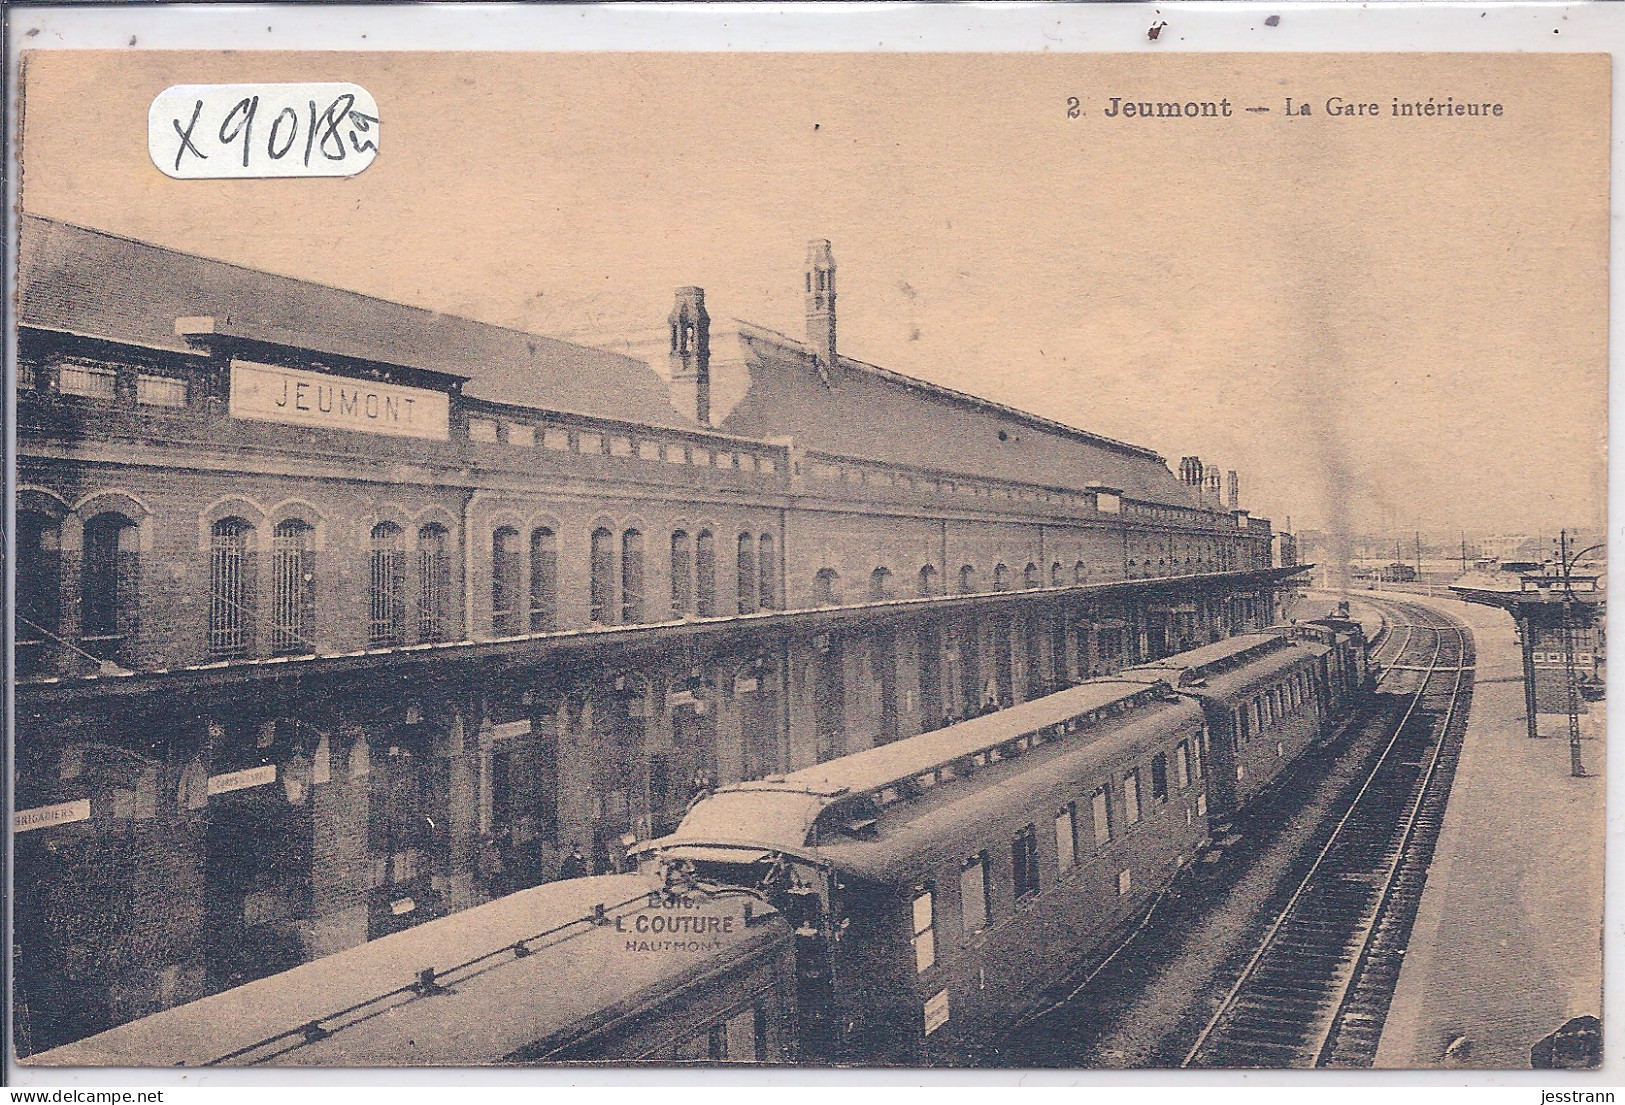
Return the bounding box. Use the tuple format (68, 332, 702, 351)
(1557, 531, 1603, 778)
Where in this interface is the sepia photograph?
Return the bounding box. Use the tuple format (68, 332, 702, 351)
(5, 16, 1611, 1080)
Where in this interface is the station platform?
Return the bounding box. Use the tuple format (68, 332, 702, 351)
(1363, 592, 1605, 1069)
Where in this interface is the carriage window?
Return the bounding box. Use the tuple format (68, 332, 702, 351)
(1237, 705, 1250, 743)
(1091, 785, 1114, 845)
(911, 887, 936, 972)
(959, 853, 991, 933)
(1174, 741, 1191, 789)
(1012, 824, 1040, 901)
(1151, 753, 1169, 802)
(1191, 730, 1204, 779)
(1055, 804, 1078, 871)
(724, 1007, 764, 1062)
(1123, 769, 1143, 825)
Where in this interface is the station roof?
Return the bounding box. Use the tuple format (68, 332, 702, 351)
(28, 873, 787, 1067)
(17, 215, 692, 429)
(715, 322, 1207, 508)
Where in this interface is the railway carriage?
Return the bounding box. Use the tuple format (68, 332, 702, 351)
(642, 678, 1213, 1064)
(29, 873, 797, 1067)
(1118, 632, 1332, 821)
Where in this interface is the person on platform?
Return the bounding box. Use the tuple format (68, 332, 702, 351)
(558, 843, 589, 881)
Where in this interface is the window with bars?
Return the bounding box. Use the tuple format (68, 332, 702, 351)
(736, 533, 757, 615)
(869, 567, 891, 602)
(369, 523, 407, 647)
(1024, 563, 1041, 590)
(57, 361, 118, 400)
(670, 531, 693, 617)
(589, 527, 614, 625)
(993, 564, 1011, 591)
(1174, 741, 1191, 789)
(621, 528, 645, 624)
(918, 565, 938, 597)
(757, 533, 776, 610)
(695, 530, 716, 617)
(529, 527, 557, 632)
(136, 374, 188, 408)
(417, 525, 452, 642)
(80, 513, 141, 662)
(271, 519, 315, 655)
(492, 526, 522, 635)
(208, 518, 257, 659)
(959, 565, 978, 594)
(1012, 823, 1040, 901)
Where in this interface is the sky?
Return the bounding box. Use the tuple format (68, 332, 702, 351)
(17, 50, 1609, 537)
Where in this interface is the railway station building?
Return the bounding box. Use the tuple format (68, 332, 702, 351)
(13, 216, 1293, 1052)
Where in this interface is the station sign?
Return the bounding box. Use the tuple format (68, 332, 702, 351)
(229, 361, 450, 441)
(14, 798, 91, 833)
(207, 764, 278, 796)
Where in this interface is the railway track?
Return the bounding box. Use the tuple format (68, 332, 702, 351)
(1182, 598, 1473, 1069)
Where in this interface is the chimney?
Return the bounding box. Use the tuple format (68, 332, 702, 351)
(1206, 469, 1222, 505)
(1179, 456, 1204, 488)
(1226, 470, 1240, 510)
(668, 286, 710, 426)
(805, 240, 837, 384)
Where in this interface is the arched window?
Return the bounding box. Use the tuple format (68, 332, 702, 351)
(208, 517, 256, 659)
(670, 531, 693, 617)
(814, 568, 840, 606)
(529, 527, 557, 632)
(492, 526, 522, 635)
(589, 527, 615, 625)
(81, 512, 140, 661)
(621, 528, 645, 624)
(958, 565, 978, 594)
(737, 533, 758, 615)
(695, 530, 716, 617)
(1050, 562, 1064, 588)
(269, 518, 314, 655)
(870, 567, 892, 602)
(1074, 561, 1087, 585)
(417, 524, 451, 642)
(757, 533, 776, 611)
(993, 564, 1011, 592)
(370, 522, 407, 647)
(918, 565, 939, 597)
(17, 511, 62, 672)
(1024, 563, 1040, 589)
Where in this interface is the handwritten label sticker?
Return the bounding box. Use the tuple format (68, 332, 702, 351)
(149, 83, 379, 179)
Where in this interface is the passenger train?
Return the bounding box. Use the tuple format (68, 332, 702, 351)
(31, 611, 1366, 1069)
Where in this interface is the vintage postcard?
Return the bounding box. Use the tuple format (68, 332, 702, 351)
(6, 13, 1611, 1081)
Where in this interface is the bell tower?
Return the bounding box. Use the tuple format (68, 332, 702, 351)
(668, 286, 710, 426)
(805, 240, 838, 385)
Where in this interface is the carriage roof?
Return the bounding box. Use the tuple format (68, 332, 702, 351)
(654, 679, 1203, 883)
(29, 874, 788, 1068)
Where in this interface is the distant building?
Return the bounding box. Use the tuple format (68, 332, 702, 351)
(13, 217, 1288, 1052)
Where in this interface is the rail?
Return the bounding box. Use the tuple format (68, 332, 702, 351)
(1181, 598, 1472, 1068)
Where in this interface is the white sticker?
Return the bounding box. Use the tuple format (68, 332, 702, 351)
(149, 83, 379, 179)
(923, 989, 950, 1035)
(14, 798, 91, 833)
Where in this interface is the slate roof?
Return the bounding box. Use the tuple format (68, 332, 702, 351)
(716, 322, 1207, 509)
(17, 215, 693, 428)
